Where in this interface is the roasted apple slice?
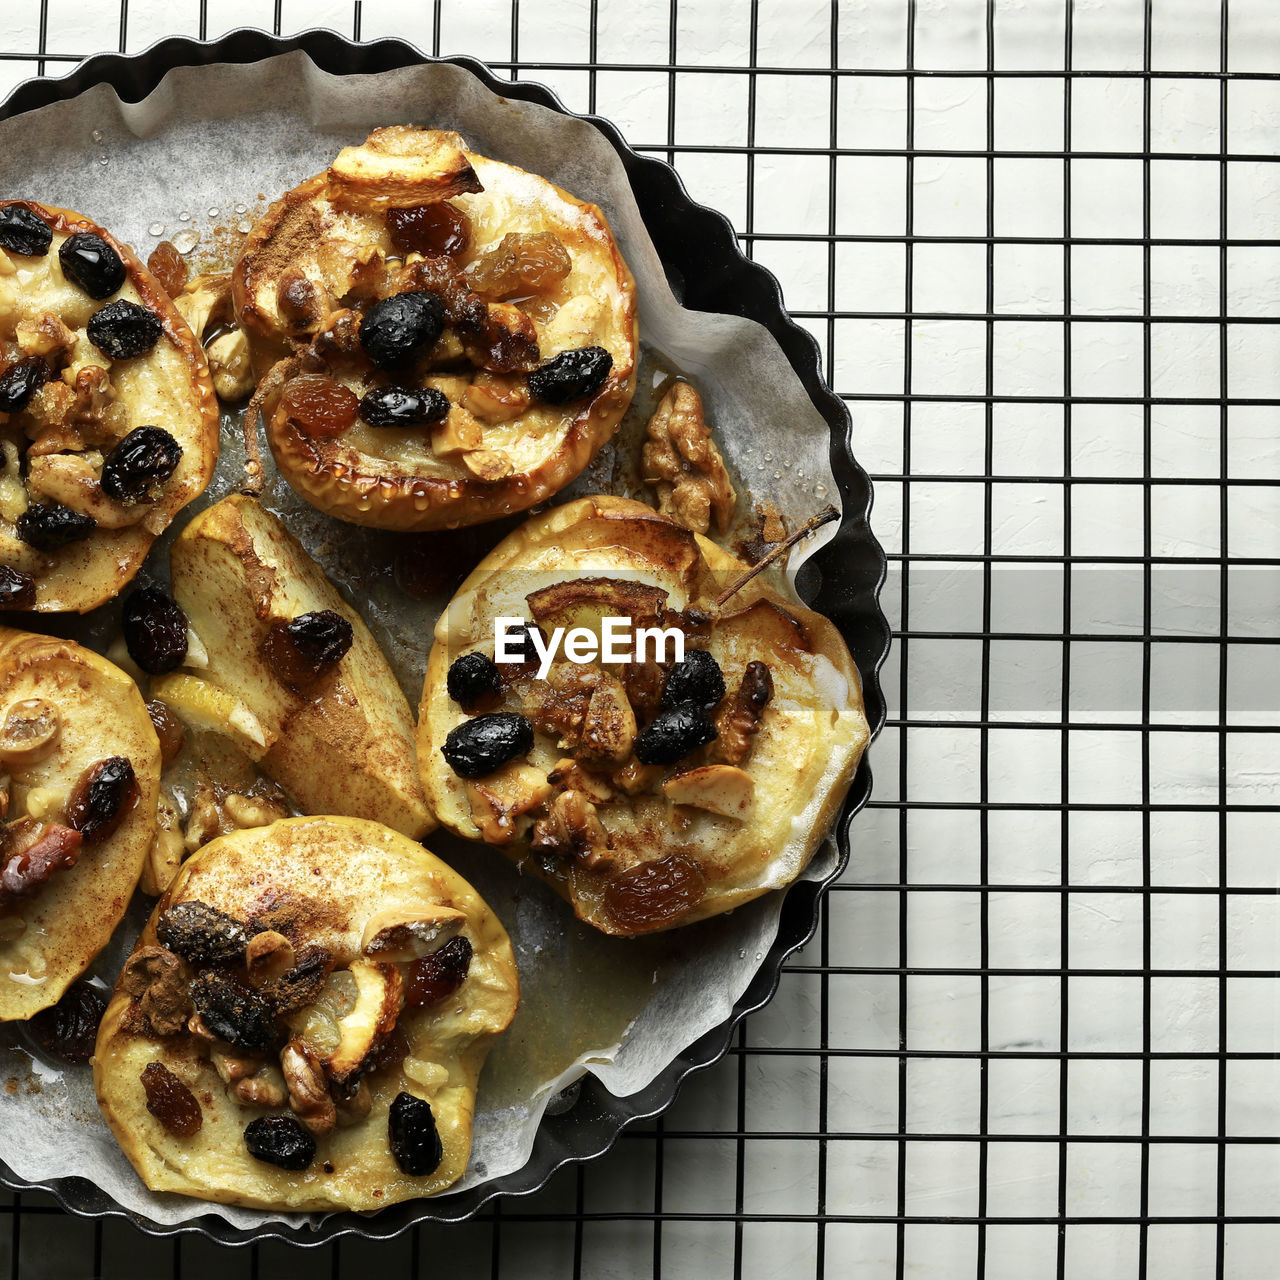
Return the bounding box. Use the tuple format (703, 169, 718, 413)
(0, 201, 218, 611)
(0, 626, 160, 1019)
(233, 127, 637, 530)
(165, 493, 431, 837)
(93, 815, 519, 1210)
(417, 496, 870, 935)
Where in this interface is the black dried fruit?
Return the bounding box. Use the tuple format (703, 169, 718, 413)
(741, 660, 773, 711)
(0, 355, 50, 412)
(633, 702, 717, 766)
(59, 231, 126, 299)
(0, 205, 51, 257)
(405, 935, 473, 1009)
(100, 426, 182, 502)
(86, 299, 163, 359)
(527, 345, 612, 406)
(659, 649, 726, 713)
(16, 502, 96, 552)
(189, 970, 276, 1052)
(359, 385, 450, 427)
(0, 565, 36, 610)
(442, 711, 533, 779)
(122, 586, 188, 674)
(65, 756, 137, 843)
(388, 1090, 443, 1177)
(359, 290, 446, 369)
(28, 980, 106, 1063)
(446, 652, 502, 710)
(261, 609, 354, 689)
(244, 1114, 315, 1171)
(157, 901, 252, 966)
(141, 1061, 203, 1138)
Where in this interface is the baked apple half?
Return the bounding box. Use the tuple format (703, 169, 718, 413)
(0, 626, 160, 1019)
(160, 493, 432, 838)
(417, 496, 870, 935)
(0, 201, 218, 611)
(233, 127, 637, 530)
(93, 815, 519, 1210)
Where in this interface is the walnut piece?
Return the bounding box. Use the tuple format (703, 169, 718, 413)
(120, 946, 191, 1036)
(712, 661, 774, 766)
(642, 380, 736, 535)
(281, 1039, 336, 1135)
(529, 789, 612, 870)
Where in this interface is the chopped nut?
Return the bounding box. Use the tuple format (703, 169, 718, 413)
(463, 763, 555, 845)
(529, 789, 611, 869)
(16, 313, 74, 359)
(245, 930, 295, 983)
(233, 1063, 287, 1108)
(578, 674, 637, 767)
(207, 329, 254, 401)
(712, 660, 774, 766)
(222, 791, 289, 830)
(460, 447, 514, 482)
(521, 662, 600, 748)
(462, 371, 530, 424)
(361, 905, 468, 962)
(546, 758, 616, 804)
(612, 757, 665, 797)
(431, 405, 484, 456)
(281, 1039, 336, 1135)
(662, 764, 756, 819)
(120, 945, 191, 1036)
(642, 380, 736, 535)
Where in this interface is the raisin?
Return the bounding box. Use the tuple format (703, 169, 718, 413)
(0, 565, 35, 610)
(387, 203, 470, 258)
(16, 502, 96, 552)
(140, 1061, 203, 1137)
(244, 1114, 314, 1171)
(603, 852, 706, 933)
(122, 586, 188, 674)
(0, 205, 51, 257)
(633, 702, 717, 766)
(741, 660, 773, 712)
(101, 426, 183, 502)
(0, 356, 50, 412)
(157, 900, 252, 966)
(359, 290, 446, 369)
(441, 712, 533, 780)
(527, 346, 612, 406)
(146, 699, 186, 767)
(446, 652, 501, 711)
(361, 1026, 410, 1076)
(263, 945, 335, 1015)
(65, 756, 137, 843)
(358, 385, 449, 428)
(59, 232, 126, 299)
(28, 980, 105, 1063)
(280, 374, 358, 437)
(146, 240, 188, 297)
(189, 970, 276, 1052)
(87, 300, 163, 359)
(261, 610, 353, 689)
(388, 1091, 443, 1177)
(405, 935, 473, 1009)
(468, 232, 571, 299)
(659, 649, 725, 713)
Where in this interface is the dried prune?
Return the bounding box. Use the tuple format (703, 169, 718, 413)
(189, 970, 276, 1052)
(0, 355, 50, 412)
(146, 699, 186, 767)
(359, 290, 446, 369)
(140, 1061, 203, 1138)
(659, 649, 726, 713)
(527, 346, 612, 406)
(261, 610, 353, 689)
(65, 756, 137, 843)
(28, 980, 105, 1063)
(358, 385, 449, 428)
(244, 1114, 315, 1170)
(0, 565, 36, 610)
(16, 502, 96, 552)
(86, 300, 163, 359)
(122, 586, 188, 674)
(0, 205, 51, 257)
(441, 712, 534, 780)
(59, 232, 126, 299)
(388, 1090, 443, 1177)
(281, 374, 359, 437)
(446, 652, 501, 710)
(405, 935, 473, 1009)
(603, 852, 706, 933)
(101, 426, 183, 502)
(157, 900, 252, 966)
(146, 240, 188, 297)
(633, 702, 717, 766)
(387, 203, 470, 257)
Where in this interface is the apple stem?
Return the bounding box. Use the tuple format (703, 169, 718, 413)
(711, 505, 841, 609)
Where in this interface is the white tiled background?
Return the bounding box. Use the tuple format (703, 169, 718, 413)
(2, 1, 1279, 1277)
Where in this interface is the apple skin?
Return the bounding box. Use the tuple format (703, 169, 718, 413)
(169, 494, 432, 838)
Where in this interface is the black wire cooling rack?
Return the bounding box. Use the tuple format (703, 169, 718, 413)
(3, 1, 1279, 1277)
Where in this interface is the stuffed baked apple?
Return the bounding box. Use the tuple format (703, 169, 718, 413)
(234, 127, 637, 530)
(0, 201, 218, 611)
(0, 626, 160, 1019)
(93, 816, 518, 1210)
(417, 496, 869, 935)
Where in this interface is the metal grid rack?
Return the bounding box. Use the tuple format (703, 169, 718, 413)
(2, 1, 1279, 1276)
